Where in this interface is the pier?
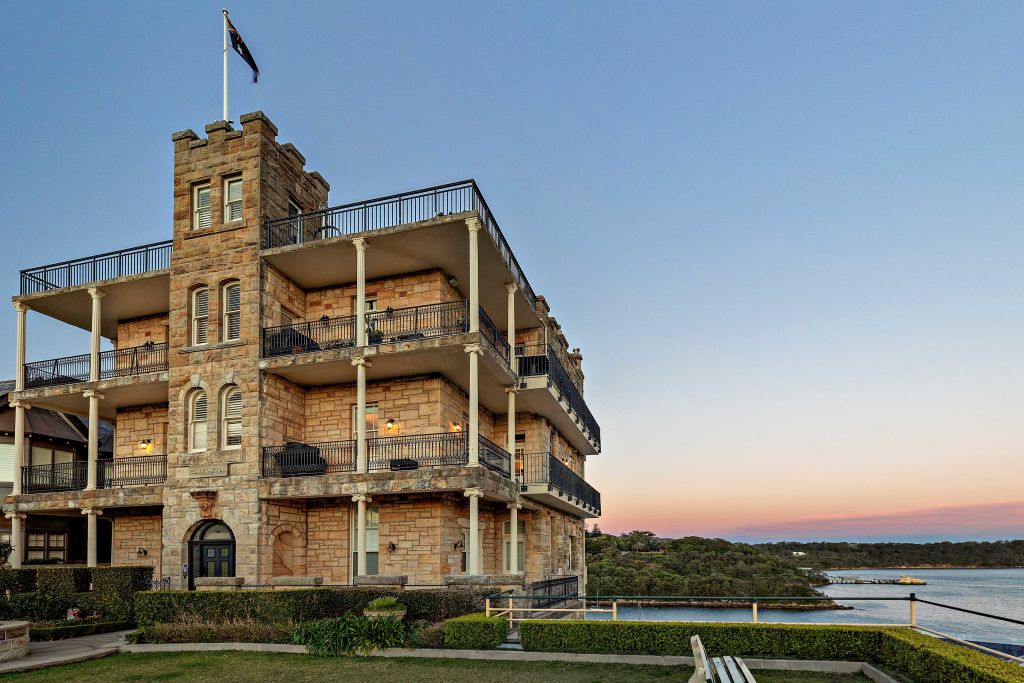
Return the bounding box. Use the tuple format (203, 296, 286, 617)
(826, 575, 927, 586)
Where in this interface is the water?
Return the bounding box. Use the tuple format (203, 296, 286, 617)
(586, 568, 1024, 645)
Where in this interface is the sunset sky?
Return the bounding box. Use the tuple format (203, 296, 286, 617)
(0, 2, 1021, 542)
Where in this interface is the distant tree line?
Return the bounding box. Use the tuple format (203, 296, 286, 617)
(757, 540, 1024, 569)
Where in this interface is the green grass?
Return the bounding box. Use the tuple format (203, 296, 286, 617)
(0, 652, 871, 682)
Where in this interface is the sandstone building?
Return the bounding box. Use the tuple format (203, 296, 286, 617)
(5, 112, 601, 592)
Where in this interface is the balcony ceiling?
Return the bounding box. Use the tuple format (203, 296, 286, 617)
(17, 379, 168, 421)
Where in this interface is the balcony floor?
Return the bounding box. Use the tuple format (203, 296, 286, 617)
(12, 372, 169, 421)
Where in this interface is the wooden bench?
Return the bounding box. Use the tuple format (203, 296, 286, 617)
(689, 635, 757, 683)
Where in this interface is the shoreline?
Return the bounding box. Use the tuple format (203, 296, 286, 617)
(588, 599, 847, 611)
(823, 565, 1024, 571)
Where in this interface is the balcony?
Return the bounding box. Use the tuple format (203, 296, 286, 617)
(517, 345, 601, 454)
(19, 456, 168, 496)
(23, 343, 169, 389)
(19, 240, 173, 296)
(519, 452, 601, 518)
(261, 432, 510, 479)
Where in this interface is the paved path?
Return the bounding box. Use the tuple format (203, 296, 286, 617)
(0, 630, 130, 675)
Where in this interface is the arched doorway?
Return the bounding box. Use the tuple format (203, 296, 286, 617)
(188, 520, 235, 590)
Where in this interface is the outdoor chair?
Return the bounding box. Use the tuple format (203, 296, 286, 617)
(689, 634, 756, 683)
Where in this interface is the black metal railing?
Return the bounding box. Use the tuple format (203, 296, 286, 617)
(100, 455, 167, 487)
(261, 432, 511, 478)
(517, 346, 601, 449)
(21, 461, 88, 493)
(261, 440, 356, 477)
(262, 180, 536, 305)
(366, 301, 469, 345)
(262, 316, 356, 357)
(479, 307, 511, 366)
(23, 343, 169, 389)
(529, 576, 580, 609)
(19, 240, 173, 295)
(519, 452, 601, 515)
(367, 432, 467, 471)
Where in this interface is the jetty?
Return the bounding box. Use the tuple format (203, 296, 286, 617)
(827, 575, 927, 586)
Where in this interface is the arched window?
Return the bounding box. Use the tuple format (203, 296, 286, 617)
(191, 286, 209, 346)
(221, 386, 242, 449)
(188, 390, 208, 452)
(222, 281, 241, 342)
(189, 520, 235, 589)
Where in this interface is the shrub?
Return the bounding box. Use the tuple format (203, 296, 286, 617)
(443, 614, 507, 650)
(366, 596, 403, 611)
(127, 618, 296, 645)
(35, 567, 91, 603)
(29, 621, 133, 641)
(878, 629, 1024, 683)
(292, 614, 413, 656)
(0, 568, 37, 594)
(0, 591, 72, 621)
(411, 620, 445, 649)
(91, 566, 153, 621)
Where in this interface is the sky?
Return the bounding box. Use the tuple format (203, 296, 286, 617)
(0, 1, 1021, 543)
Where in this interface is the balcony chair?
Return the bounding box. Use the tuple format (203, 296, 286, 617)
(274, 442, 327, 477)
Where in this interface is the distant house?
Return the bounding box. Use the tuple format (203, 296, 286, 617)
(792, 551, 807, 557)
(0, 380, 113, 563)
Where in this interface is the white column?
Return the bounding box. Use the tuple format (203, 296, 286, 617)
(82, 508, 102, 568)
(83, 390, 104, 490)
(506, 283, 517, 369)
(6, 513, 24, 569)
(352, 357, 370, 473)
(10, 401, 28, 496)
(87, 288, 105, 382)
(13, 302, 27, 391)
(506, 388, 517, 480)
(465, 488, 483, 575)
(507, 500, 521, 575)
(353, 493, 369, 578)
(354, 238, 368, 346)
(467, 219, 481, 333)
(465, 345, 481, 465)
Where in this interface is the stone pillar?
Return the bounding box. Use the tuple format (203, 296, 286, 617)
(467, 219, 480, 333)
(83, 390, 104, 490)
(508, 500, 522, 574)
(354, 238, 368, 346)
(87, 288, 105, 381)
(352, 357, 370, 472)
(506, 387, 517, 480)
(13, 302, 27, 391)
(10, 401, 28, 496)
(352, 494, 370, 578)
(464, 488, 483, 575)
(5, 513, 25, 569)
(82, 508, 102, 568)
(465, 344, 481, 465)
(506, 283, 517, 369)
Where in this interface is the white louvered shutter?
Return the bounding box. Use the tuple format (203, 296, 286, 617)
(194, 186, 212, 229)
(192, 288, 209, 345)
(224, 388, 242, 447)
(224, 283, 241, 341)
(190, 392, 208, 451)
(225, 178, 243, 222)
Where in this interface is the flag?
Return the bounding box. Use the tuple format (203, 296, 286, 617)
(226, 15, 260, 83)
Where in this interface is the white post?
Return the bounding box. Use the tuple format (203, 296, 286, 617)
(6, 513, 24, 569)
(353, 494, 368, 578)
(12, 302, 28, 498)
(752, 601, 758, 623)
(88, 288, 104, 382)
(11, 401, 27, 496)
(222, 9, 229, 122)
(465, 488, 482, 574)
(909, 593, 917, 627)
(465, 345, 481, 465)
(13, 302, 27, 391)
(83, 390, 103, 490)
(83, 508, 102, 568)
(506, 388, 516, 479)
(506, 283, 517, 480)
(352, 357, 369, 472)
(508, 501, 521, 574)
(354, 238, 368, 345)
(467, 219, 481, 333)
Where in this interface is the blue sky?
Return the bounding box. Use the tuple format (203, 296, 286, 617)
(1, 1, 1021, 541)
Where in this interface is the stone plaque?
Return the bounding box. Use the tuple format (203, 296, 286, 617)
(189, 463, 230, 478)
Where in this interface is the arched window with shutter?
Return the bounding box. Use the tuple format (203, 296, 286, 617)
(191, 286, 209, 346)
(188, 390, 208, 452)
(222, 386, 242, 449)
(222, 281, 241, 342)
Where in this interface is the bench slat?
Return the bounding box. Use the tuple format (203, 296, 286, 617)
(723, 657, 744, 682)
(712, 657, 733, 682)
(735, 657, 757, 682)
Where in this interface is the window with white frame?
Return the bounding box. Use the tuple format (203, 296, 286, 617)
(460, 531, 468, 573)
(224, 177, 243, 222)
(350, 506, 379, 576)
(26, 532, 65, 563)
(280, 307, 296, 328)
(503, 520, 526, 573)
(222, 281, 241, 341)
(193, 183, 212, 229)
(222, 386, 242, 449)
(350, 402, 378, 439)
(567, 531, 576, 571)
(191, 286, 209, 345)
(353, 294, 377, 313)
(188, 390, 209, 452)
(0, 442, 15, 483)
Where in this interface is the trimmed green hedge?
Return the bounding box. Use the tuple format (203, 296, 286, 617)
(0, 566, 152, 622)
(135, 587, 481, 627)
(518, 621, 1024, 683)
(91, 566, 153, 621)
(127, 622, 296, 645)
(0, 568, 38, 593)
(30, 621, 134, 641)
(443, 614, 508, 650)
(35, 567, 91, 601)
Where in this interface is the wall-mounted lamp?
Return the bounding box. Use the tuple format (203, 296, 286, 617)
(386, 542, 397, 554)
(385, 418, 395, 431)
(138, 439, 153, 451)
(452, 422, 463, 433)
(136, 547, 148, 558)
(453, 540, 464, 552)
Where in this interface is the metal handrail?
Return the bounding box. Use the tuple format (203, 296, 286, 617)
(262, 315, 356, 357)
(519, 452, 601, 515)
(479, 307, 511, 367)
(23, 342, 169, 389)
(367, 300, 468, 345)
(518, 345, 601, 449)
(19, 240, 173, 295)
(21, 461, 88, 493)
(100, 455, 167, 487)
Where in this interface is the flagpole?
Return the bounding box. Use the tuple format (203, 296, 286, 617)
(222, 8, 229, 122)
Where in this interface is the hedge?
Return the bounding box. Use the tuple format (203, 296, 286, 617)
(35, 567, 91, 602)
(30, 621, 134, 641)
(443, 614, 508, 650)
(127, 622, 296, 645)
(0, 566, 152, 622)
(517, 621, 1024, 683)
(0, 568, 38, 594)
(135, 587, 481, 627)
(91, 566, 153, 621)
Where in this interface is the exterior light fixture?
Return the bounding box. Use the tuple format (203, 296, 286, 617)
(385, 418, 395, 430)
(387, 542, 397, 554)
(452, 422, 462, 433)
(138, 439, 153, 451)
(453, 540, 464, 551)
(136, 547, 148, 558)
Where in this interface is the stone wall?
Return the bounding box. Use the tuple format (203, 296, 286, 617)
(111, 512, 163, 576)
(262, 264, 306, 329)
(114, 404, 169, 458)
(117, 314, 169, 349)
(262, 374, 305, 446)
(305, 270, 461, 320)
(305, 500, 350, 583)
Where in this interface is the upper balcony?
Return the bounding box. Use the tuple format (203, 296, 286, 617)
(260, 180, 540, 334)
(518, 452, 601, 518)
(517, 345, 601, 454)
(20, 455, 168, 495)
(16, 241, 172, 336)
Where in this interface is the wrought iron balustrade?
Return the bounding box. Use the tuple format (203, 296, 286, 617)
(478, 434, 511, 477)
(21, 461, 88, 493)
(528, 576, 580, 609)
(262, 315, 356, 357)
(262, 180, 536, 305)
(261, 440, 356, 477)
(20, 240, 173, 295)
(517, 345, 601, 449)
(367, 432, 467, 471)
(23, 342, 169, 389)
(100, 455, 167, 487)
(366, 301, 469, 344)
(479, 307, 511, 366)
(519, 452, 601, 515)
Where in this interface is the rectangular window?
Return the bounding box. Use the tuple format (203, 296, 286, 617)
(223, 389, 242, 448)
(353, 295, 377, 313)
(503, 520, 526, 573)
(193, 184, 212, 229)
(192, 288, 209, 346)
(460, 532, 468, 573)
(27, 532, 65, 562)
(0, 443, 14, 483)
(190, 393, 208, 452)
(351, 506, 379, 576)
(350, 403, 378, 439)
(280, 307, 296, 328)
(30, 445, 73, 466)
(568, 532, 576, 571)
(224, 177, 243, 222)
(222, 282, 241, 341)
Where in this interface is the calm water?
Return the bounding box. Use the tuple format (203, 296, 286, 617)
(587, 568, 1024, 645)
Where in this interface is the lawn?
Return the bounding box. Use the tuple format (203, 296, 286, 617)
(0, 652, 871, 682)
